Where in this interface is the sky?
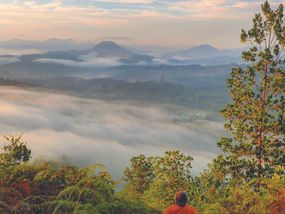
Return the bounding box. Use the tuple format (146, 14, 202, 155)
(0, 0, 283, 48)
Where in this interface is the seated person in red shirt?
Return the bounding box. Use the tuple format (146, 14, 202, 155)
(163, 191, 197, 214)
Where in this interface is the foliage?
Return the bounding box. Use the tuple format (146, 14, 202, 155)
(122, 150, 194, 209)
(193, 162, 285, 213)
(0, 139, 160, 214)
(96, 197, 161, 214)
(0, 135, 31, 166)
(124, 154, 154, 195)
(218, 0, 285, 182)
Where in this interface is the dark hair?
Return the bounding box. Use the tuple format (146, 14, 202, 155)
(175, 191, 187, 207)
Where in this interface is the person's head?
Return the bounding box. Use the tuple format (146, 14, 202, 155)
(175, 191, 188, 207)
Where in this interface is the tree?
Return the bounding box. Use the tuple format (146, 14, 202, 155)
(124, 154, 155, 195)
(0, 135, 31, 166)
(218, 0, 285, 183)
(143, 151, 193, 208)
(123, 151, 194, 209)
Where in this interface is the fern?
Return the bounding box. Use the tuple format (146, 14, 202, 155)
(0, 200, 12, 213)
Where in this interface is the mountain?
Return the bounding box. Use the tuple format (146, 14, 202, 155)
(23, 41, 155, 66)
(175, 44, 219, 59)
(92, 41, 130, 58)
(0, 39, 244, 66)
(89, 41, 154, 64)
(164, 44, 244, 65)
(170, 44, 219, 59)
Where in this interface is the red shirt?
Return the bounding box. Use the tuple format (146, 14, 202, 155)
(164, 205, 197, 214)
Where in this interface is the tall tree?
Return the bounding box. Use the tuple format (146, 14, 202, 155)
(217, 0, 285, 182)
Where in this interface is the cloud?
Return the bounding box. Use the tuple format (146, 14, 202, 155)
(166, 0, 281, 19)
(34, 52, 123, 67)
(0, 0, 282, 50)
(0, 48, 44, 56)
(0, 57, 20, 65)
(0, 86, 225, 177)
(94, 0, 153, 4)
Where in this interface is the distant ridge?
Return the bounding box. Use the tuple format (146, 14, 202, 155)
(174, 44, 220, 59)
(188, 44, 217, 51)
(15, 40, 154, 66)
(0, 38, 243, 66)
(172, 44, 242, 62)
(94, 41, 124, 50)
(92, 41, 131, 58)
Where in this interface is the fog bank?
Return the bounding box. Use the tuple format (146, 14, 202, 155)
(0, 86, 225, 177)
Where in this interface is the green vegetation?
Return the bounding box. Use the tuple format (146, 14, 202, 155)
(122, 151, 194, 209)
(0, 137, 284, 213)
(1, 76, 229, 112)
(0, 1, 284, 213)
(0, 135, 160, 214)
(217, 0, 285, 183)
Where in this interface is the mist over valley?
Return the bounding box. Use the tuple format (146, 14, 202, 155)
(0, 40, 236, 177)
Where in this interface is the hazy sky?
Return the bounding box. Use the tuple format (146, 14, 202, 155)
(0, 0, 283, 48)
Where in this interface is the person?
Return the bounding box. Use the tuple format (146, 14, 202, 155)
(163, 191, 197, 214)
